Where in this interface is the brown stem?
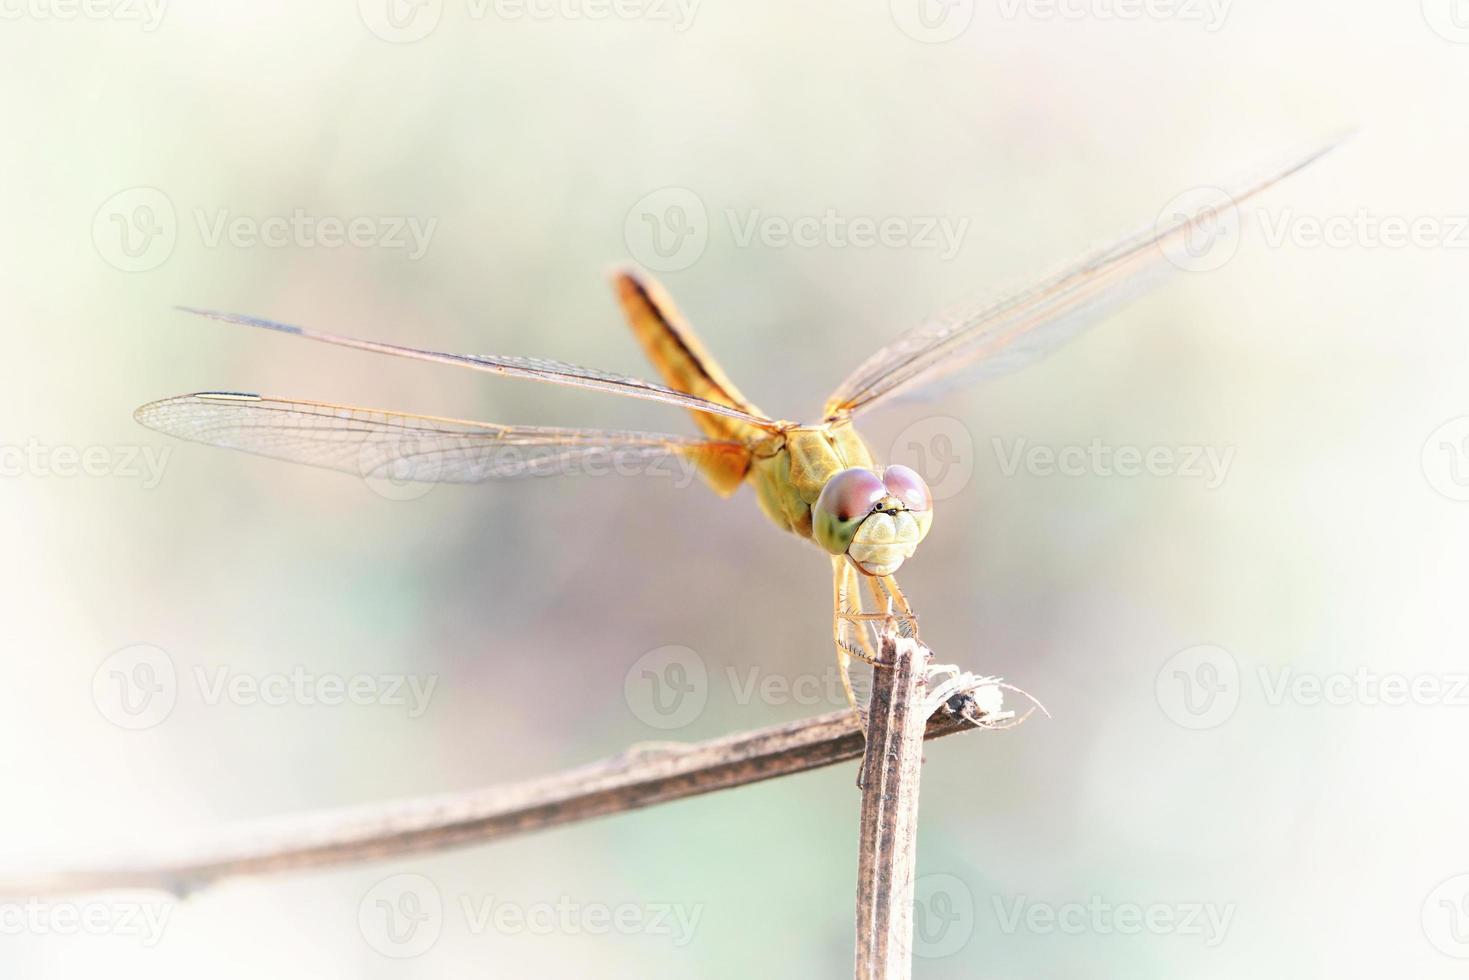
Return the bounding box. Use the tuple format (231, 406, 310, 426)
(3, 700, 978, 900)
(854, 632, 932, 980)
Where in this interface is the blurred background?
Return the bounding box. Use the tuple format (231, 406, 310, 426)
(2, 1, 1467, 976)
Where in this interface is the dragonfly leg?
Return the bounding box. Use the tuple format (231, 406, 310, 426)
(832, 557, 883, 712)
(832, 562, 924, 713)
(864, 573, 921, 645)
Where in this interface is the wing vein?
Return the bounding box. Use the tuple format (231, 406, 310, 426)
(177, 308, 779, 430)
(134, 394, 747, 486)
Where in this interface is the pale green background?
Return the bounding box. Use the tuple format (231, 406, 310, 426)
(2, 1, 1468, 976)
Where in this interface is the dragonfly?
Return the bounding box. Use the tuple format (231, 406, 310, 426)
(135, 140, 1338, 710)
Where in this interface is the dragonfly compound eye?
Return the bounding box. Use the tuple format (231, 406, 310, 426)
(820, 465, 937, 577)
(813, 468, 886, 556)
(882, 464, 933, 514)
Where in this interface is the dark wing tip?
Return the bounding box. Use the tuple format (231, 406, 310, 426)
(174, 306, 305, 336)
(1288, 127, 1357, 174)
(1322, 125, 1361, 150)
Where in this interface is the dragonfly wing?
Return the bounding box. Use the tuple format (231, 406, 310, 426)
(823, 136, 1345, 418)
(134, 393, 751, 489)
(178, 308, 780, 431)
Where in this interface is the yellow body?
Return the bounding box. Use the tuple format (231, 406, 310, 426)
(614, 269, 922, 710)
(746, 422, 874, 540)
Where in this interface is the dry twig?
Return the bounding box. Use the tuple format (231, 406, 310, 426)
(854, 632, 931, 980)
(3, 700, 991, 900)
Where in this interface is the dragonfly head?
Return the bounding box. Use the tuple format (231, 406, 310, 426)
(813, 465, 933, 576)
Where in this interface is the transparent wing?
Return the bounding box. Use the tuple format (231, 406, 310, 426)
(134, 393, 750, 485)
(178, 308, 779, 430)
(824, 136, 1346, 417)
